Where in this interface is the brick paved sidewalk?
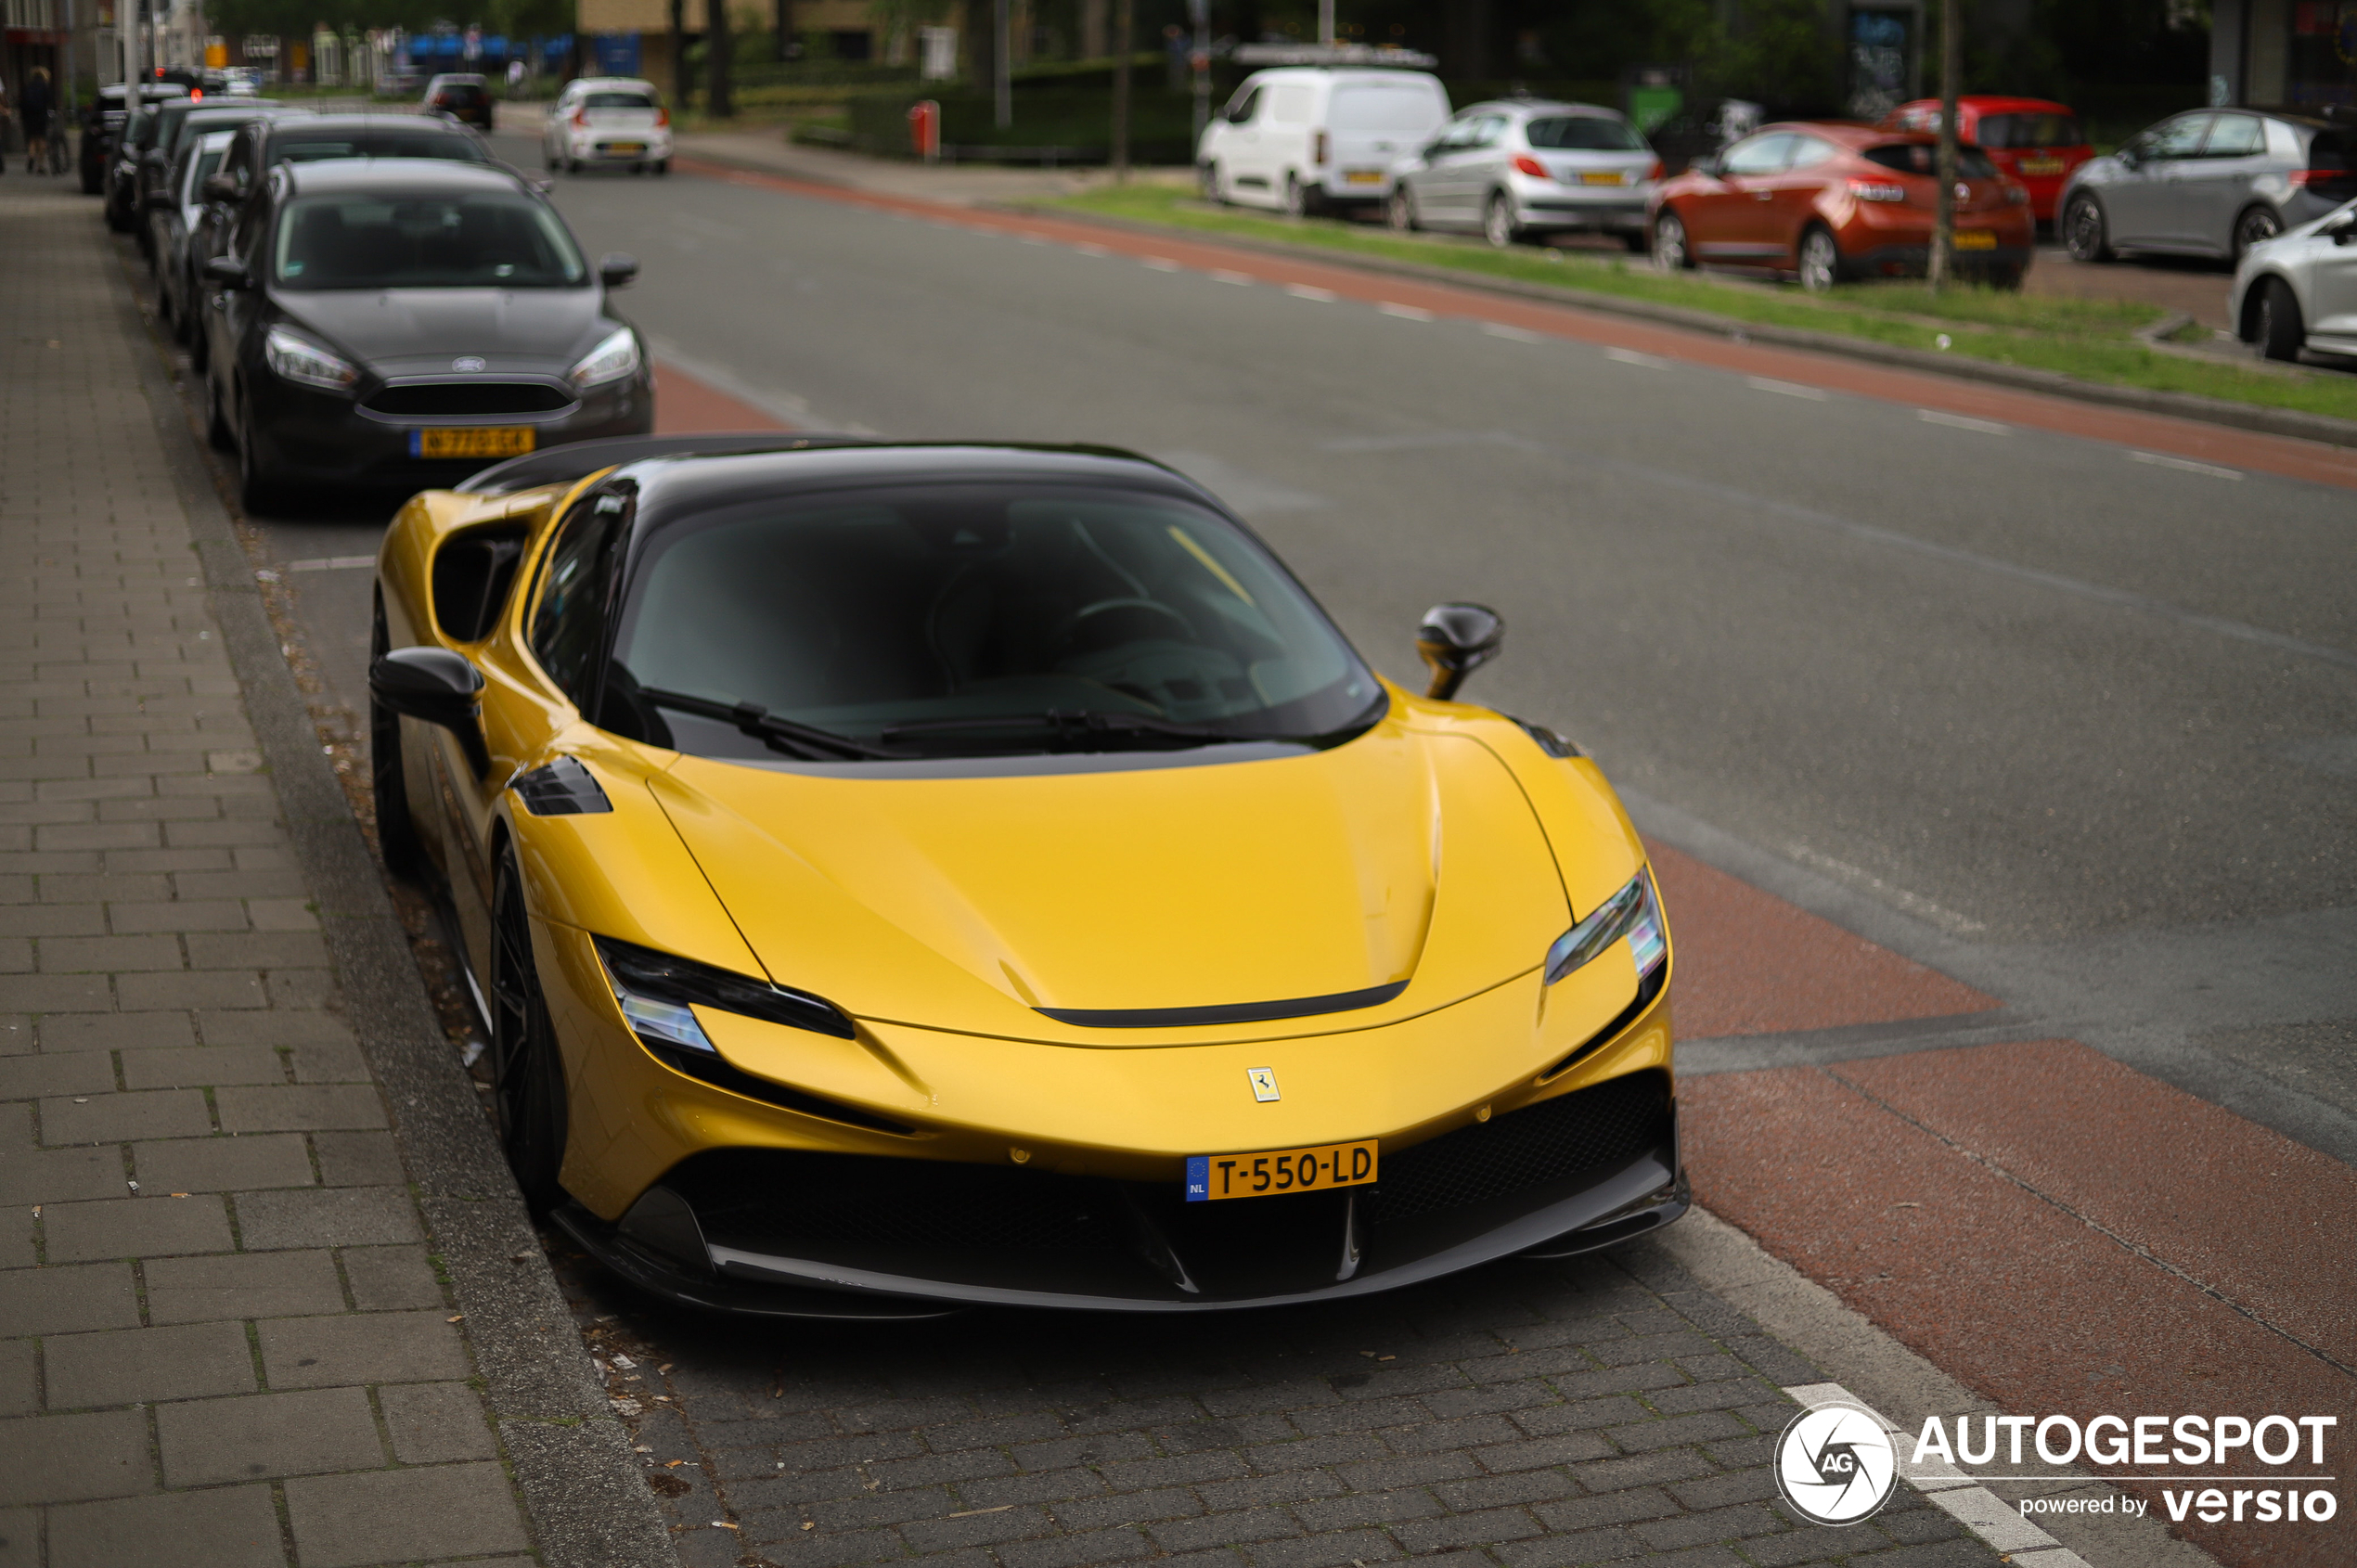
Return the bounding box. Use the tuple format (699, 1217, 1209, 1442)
(0, 186, 665, 1568)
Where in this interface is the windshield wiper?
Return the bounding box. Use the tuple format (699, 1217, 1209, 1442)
(634, 686, 904, 762)
(880, 710, 1243, 751)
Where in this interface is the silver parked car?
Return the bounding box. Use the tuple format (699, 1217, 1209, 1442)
(1390, 99, 1660, 251)
(2058, 109, 2357, 264)
(150, 129, 239, 354)
(2229, 199, 2357, 362)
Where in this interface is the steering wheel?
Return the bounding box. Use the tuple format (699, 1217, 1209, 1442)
(1053, 598, 1197, 657)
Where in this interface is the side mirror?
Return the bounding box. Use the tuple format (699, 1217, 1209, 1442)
(598, 251, 639, 289)
(2328, 213, 2357, 246)
(369, 647, 491, 777)
(1415, 602, 1504, 702)
(203, 255, 251, 289)
(201, 172, 238, 202)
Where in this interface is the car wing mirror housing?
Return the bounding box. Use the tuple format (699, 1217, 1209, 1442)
(599, 251, 639, 289)
(369, 647, 491, 777)
(1415, 602, 1505, 702)
(202, 255, 252, 289)
(2330, 213, 2357, 246)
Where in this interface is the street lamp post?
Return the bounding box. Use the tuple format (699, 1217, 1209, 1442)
(1318, 0, 1334, 47)
(1188, 0, 1207, 143)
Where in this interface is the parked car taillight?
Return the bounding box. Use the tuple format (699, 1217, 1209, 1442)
(1645, 158, 1664, 182)
(1848, 179, 1908, 203)
(1312, 130, 1328, 165)
(2289, 168, 2357, 197)
(655, 107, 670, 127)
(573, 108, 590, 128)
(1511, 154, 1549, 180)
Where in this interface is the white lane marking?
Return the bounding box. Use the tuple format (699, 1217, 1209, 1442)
(1377, 302, 1436, 320)
(1140, 256, 1183, 271)
(2132, 450, 2242, 481)
(1606, 346, 1673, 368)
(1286, 284, 1338, 302)
(1208, 269, 1255, 286)
(1020, 234, 1050, 246)
(1747, 376, 1830, 400)
(1074, 242, 1112, 257)
(283, 557, 376, 572)
(1918, 409, 2010, 435)
(1483, 323, 1545, 342)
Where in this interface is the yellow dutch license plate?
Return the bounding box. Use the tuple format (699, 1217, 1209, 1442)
(410, 427, 537, 459)
(608, 142, 647, 154)
(1187, 1139, 1377, 1202)
(2017, 157, 2064, 175)
(1344, 169, 1385, 185)
(1954, 229, 1998, 251)
(1580, 170, 1625, 186)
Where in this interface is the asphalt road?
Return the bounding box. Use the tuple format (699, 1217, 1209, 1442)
(238, 136, 2356, 1148)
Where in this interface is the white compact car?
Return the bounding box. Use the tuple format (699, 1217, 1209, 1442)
(545, 76, 673, 175)
(1197, 67, 1450, 215)
(1391, 99, 1661, 251)
(2231, 199, 2357, 363)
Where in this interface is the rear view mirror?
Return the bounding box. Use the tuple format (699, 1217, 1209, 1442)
(598, 251, 639, 289)
(1415, 603, 1505, 702)
(369, 647, 491, 777)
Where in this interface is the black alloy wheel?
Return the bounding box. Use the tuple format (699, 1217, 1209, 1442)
(2232, 204, 2283, 262)
(1654, 209, 1693, 270)
(2255, 277, 2304, 362)
(490, 849, 569, 1213)
(1387, 184, 1419, 232)
(2064, 193, 2113, 263)
(367, 597, 425, 875)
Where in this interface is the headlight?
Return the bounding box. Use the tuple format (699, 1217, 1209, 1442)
(593, 935, 855, 1057)
(570, 326, 639, 388)
(264, 326, 358, 391)
(1544, 868, 1667, 987)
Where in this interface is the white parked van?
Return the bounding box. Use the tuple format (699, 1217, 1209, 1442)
(1195, 68, 1451, 215)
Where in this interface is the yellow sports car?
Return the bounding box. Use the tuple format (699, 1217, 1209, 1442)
(369, 435, 1681, 1317)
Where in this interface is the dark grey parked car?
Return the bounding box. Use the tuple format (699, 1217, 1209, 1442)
(2058, 108, 2357, 264)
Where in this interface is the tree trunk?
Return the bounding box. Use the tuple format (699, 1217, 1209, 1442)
(709, 0, 732, 118)
(1929, 0, 1960, 291)
(1079, 0, 1106, 59)
(965, 0, 995, 88)
(773, 0, 792, 62)
(1111, 0, 1132, 180)
(671, 0, 690, 109)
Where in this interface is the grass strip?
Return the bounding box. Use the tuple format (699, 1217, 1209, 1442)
(1037, 185, 2357, 424)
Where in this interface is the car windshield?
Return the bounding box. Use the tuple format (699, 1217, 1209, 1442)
(273, 192, 587, 289)
(1526, 115, 1646, 151)
(437, 84, 487, 103)
(272, 131, 489, 162)
(594, 482, 1385, 762)
(1977, 112, 2082, 149)
(584, 91, 658, 110)
(1862, 143, 1999, 179)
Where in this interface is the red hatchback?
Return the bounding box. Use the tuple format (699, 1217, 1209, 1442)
(1650, 122, 2035, 291)
(1880, 96, 2093, 223)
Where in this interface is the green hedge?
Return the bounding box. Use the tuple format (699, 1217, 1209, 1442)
(846, 85, 1200, 162)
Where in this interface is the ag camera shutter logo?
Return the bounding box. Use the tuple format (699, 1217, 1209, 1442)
(1774, 1399, 1900, 1526)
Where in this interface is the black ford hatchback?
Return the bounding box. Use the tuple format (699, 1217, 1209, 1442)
(199, 159, 654, 512)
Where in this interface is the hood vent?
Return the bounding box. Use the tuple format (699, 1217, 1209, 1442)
(1036, 980, 1408, 1030)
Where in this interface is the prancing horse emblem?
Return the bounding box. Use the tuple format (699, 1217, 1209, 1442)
(1247, 1067, 1281, 1102)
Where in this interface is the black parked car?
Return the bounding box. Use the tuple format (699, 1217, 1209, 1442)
(135, 100, 288, 261)
(95, 84, 188, 214)
(199, 159, 653, 512)
(424, 73, 496, 131)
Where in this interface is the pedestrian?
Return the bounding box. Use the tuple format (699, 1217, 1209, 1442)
(22, 67, 55, 174)
(507, 57, 524, 96)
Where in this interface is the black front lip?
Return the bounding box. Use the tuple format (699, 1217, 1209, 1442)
(551, 1101, 1686, 1318)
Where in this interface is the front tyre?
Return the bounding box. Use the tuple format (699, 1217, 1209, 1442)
(1198, 161, 1221, 202)
(2063, 193, 2113, 263)
(1388, 184, 1420, 232)
(1797, 225, 1841, 293)
(2256, 276, 2304, 362)
(491, 850, 569, 1214)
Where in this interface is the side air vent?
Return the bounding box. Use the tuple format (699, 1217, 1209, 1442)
(511, 756, 611, 816)
(431, 523, 526, 642)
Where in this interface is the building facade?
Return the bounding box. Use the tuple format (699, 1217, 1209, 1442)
(2211, 0, 2357, 109)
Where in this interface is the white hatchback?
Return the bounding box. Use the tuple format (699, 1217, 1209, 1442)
(546, 77, 673, 175)
(1196, 68, 1450, 215)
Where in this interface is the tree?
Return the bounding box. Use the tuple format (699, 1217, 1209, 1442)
(709, 0, 734, 116)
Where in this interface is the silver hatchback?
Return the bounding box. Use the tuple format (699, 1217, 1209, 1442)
(1389, 100, 1660, 251)
(2058, 109, 2357, 264)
